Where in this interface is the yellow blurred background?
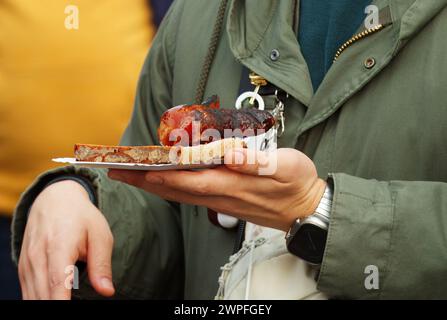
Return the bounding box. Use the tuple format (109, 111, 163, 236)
(0, 0, 155, 214)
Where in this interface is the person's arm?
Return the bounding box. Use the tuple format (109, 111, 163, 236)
(317, 173, 447, 299)
(109, 146, 447, 299)
(12, 0, 186, 299)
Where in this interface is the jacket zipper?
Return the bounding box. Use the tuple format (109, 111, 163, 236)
(333, 24, 386, 62)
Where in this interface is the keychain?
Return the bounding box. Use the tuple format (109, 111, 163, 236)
(235, 73, 287, 138)
(272, 89, 287, 138)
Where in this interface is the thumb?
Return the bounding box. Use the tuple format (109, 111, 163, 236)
(87, 225, 115, 297)
(224, 148, 276, 176)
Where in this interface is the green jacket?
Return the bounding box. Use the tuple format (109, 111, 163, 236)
(12, 0, 447, 299)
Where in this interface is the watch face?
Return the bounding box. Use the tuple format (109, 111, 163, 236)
(287, 223, 328, 265)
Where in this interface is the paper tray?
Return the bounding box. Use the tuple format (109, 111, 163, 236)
(52, 158, 218, 171)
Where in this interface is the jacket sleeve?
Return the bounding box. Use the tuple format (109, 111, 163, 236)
(12, 0, 186, 299)
(317, 173, 447, 299)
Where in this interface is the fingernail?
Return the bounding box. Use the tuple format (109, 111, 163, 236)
(145, 174, 164, 185)
(100, 277, 114, 290)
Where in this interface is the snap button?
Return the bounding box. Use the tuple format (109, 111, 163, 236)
(270, 49, 280, 61)
(364, 57, 376, 69)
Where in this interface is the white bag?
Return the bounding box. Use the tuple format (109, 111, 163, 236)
(215, 228, 328, 300)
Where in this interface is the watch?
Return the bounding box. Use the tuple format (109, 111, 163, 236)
(285, 181, 333, 265)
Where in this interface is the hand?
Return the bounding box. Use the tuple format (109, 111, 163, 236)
(108, 148, 327, 231)
(19, 180, 115, 300)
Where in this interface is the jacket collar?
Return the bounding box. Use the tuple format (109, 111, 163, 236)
(227, 0, 314, 105)
(398, 0, 447, 41)
(226, 0, 447, 134)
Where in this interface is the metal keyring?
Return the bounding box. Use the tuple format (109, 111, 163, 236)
(235, 91, 265, 110)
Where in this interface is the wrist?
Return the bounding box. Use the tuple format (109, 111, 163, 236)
(44, 175, 97, 205)
(302, 178, 328, 218)
(31, 179, 91, 214)
(281, 178, 327, 232)
(45, 180, 91, 199)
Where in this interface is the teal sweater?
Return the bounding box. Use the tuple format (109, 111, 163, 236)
(298, 0, 372, 91)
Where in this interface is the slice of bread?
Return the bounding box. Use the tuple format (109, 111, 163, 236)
(74, 138, 246, 165)
(74, 144, 175, 164)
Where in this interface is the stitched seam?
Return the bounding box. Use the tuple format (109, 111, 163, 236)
(378, 189, 397, 300)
